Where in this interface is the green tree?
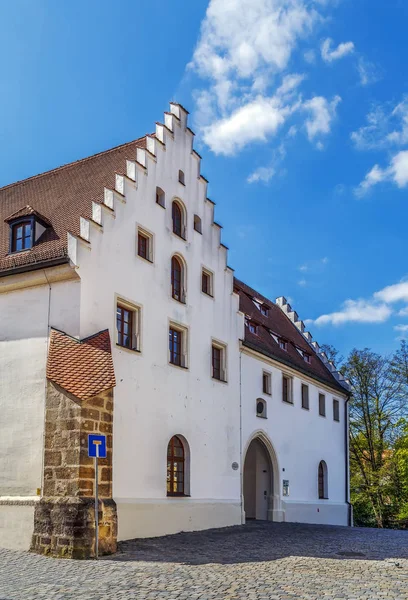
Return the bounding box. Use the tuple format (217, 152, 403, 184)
(344, 349, 404, 528)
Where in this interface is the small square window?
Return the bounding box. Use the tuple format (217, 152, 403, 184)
(248, 321, 258, 335)
(116, 301, 141, 351)
(303, 353, 311, 364)
(333, 399, 340, 422)
(194, 214, 202, 233)
(137, 227, 153, 262)
(262, 371, 271, 395)
(202, 268, 214, 297)
(169, 323, 188, 368)
(301, 384, 309, 409)
(279, 339, 287, 351)
(260, 305, 269, 317)
(156, 187, 165, 208)
(178, 170, 185, 185)
(212, 341, 227, 382)
(319, 393, 326, 417)
(282, 374, 293, 404)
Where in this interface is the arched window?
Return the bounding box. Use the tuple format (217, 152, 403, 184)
(167, 436, 186, 496)
(172, 200, 185, 239)
(318, 460, 328, 499)
(171, 255, 185, 303)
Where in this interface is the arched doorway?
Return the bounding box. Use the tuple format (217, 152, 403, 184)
(243, 437, 273, 521)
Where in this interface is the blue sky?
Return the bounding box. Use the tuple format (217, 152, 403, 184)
(1, 0, 407, 359)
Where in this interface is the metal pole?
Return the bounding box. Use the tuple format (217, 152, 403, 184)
(95, 445, 99, 559)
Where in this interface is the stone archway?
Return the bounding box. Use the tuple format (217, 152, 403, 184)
(243, 432, 284, 522)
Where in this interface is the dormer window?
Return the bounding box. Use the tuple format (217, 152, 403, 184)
(6, 205, 51, 255)
(260, 305, 269, 317)
(279, 339, 287, 351)
(11, 220, 33, 252)
(247, 321, 258, 335)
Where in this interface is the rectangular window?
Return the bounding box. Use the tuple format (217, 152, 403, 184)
(301, 384, 309, 409)
(279, 339, 287, 351)
(156, 187, 165, 207)
(333, 399, 340, 422)
(169, 323, 188, 368)
(202, 269, 213, 296)
(178, 169, 185, 185)
(137, 227, 153, 262)
(212, 342, 227, 382)
(303, 353, 311, 364)
(116, 302, 140, 351)
(248, 321, 258, 335)
(262, 371, 271, 395)
(319, 393, 326, 417)
(260, 305, 269, 317)
(282, 374, 293, 404)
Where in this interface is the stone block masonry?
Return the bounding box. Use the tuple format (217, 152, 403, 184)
(30, 383, 116, 559)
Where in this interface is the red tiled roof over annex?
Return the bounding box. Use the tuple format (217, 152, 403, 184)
(234, 278, 346, 393)
(0, 137, 147, 273)
(47, 328, 116, 400)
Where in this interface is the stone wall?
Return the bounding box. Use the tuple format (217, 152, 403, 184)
(31, 382, 116, 558)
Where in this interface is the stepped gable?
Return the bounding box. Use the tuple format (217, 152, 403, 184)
(0, 136, 146, 272)
(47, 328, 116, 400)
(234, 278, 346, 393)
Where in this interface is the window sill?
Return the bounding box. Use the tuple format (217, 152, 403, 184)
(263, 392, 272, 397)
(301, 406, 310, 411)
(167, 493, 190, 498)
(116, 344, 141, 355)
(212, 376, 228, 384)
(172, 232, 187, 241)
(137, 254, 154, 264)
(319, 414, 326, 418)
(194, 228, 202, 234)
(171, 296, 186, 305)
(169, 362, 189, 371)
(319, 497, 329, 501)
(178, 181, 186, 186)
(282, 399, 294, 405)
(334, 418, 340, 423)
(256, 414, 267, 419)
(156, 201, 166, 209)
(201, 291, 214, 299)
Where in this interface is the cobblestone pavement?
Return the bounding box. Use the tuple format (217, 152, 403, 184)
(1, 522, 408, 599)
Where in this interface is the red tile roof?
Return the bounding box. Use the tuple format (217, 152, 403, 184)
(47, 328, 116, 400)
(0, 137, 146, 273)
(234, 278, 347, 393)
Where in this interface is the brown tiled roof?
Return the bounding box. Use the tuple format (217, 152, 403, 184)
(234, 278, 347, 393)
(0, 137, 146, 273)
(47, 328, 116, 400)
(4, 204, 51, 225)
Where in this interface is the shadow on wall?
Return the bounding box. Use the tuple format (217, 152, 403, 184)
(104, 521, 408, 566)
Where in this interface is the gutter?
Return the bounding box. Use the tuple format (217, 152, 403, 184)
(0, 255, 70, 279)
(345, 394, 353, 526)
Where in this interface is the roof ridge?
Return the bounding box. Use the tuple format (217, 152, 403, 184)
(0, 136, 148, 194)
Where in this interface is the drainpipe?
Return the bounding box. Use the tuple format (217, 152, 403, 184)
(239, 350, 244, 524)
(40, 269, 52, 495)
(344, 393, 352, 526)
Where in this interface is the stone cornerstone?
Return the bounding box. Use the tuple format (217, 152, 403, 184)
(30, 383, 116, 558)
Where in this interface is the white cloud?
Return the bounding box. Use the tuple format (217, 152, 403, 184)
(355, 150, 408, 196)
(321, 38, 354, 63)
(247, 165, 275, 184)
(374, 281, 408, 304)
(310, 278, 408, 328)
(304, 49, 316, 64)
(298, 278, 307, 286)
(189, 0, 341, 159)
(357, 57, 381, 86)
(351, 97, 408, 150)
(313, 299, 391, 326)
(303, 95, 341, 140)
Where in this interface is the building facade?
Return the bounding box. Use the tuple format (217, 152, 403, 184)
(0, 103, 350, 557)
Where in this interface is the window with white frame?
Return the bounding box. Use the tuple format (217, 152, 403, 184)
(301, 383, 309, 409)
(212, 341, 227, 382)
(319, 393, 326, 417)
(169, 322, 188, 368)
(201, 268, 213, 297)
(156, 187, 165, 208)
(262, 371, 272, 395)
(137, 226, 153, 262)
(282, 373, 293, 404)
(116, 300, 141, 351)
(333, 398, 340, 422)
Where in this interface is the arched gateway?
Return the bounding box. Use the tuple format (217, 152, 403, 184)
(243, 433, 284, 522)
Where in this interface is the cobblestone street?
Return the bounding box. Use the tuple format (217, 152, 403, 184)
(1, 522, 407, 599)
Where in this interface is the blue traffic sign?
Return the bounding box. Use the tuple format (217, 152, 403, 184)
(88, 434, 107, 458)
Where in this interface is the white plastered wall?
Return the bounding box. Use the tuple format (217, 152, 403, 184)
(69, 106, 243, 539)
(0, 276, 80, 549)
(241, 349, 349, 526)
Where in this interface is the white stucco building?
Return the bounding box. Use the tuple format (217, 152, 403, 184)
(0, 103, 351, 556)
